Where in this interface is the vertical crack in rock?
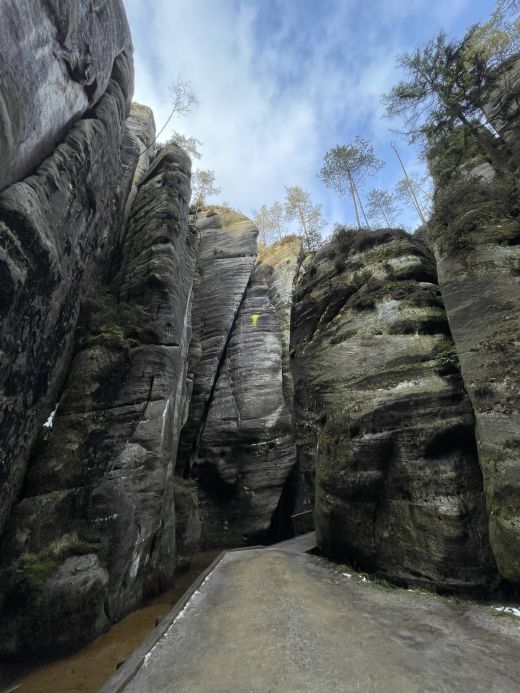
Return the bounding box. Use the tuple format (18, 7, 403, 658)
(177, 209, 258, 472)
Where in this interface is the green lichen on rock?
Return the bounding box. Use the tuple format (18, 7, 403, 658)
(6, 532, 108, 599)
(291, 226, 496, 592)
(76, 290, 156, 353)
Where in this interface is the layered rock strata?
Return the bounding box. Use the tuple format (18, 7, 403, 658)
(255, 236, 303, 407)
(0, 0, 132, 192)
(0, 144, 198, 656)
(177, 209, 258, 472)
(428, 141, 520, 585)
(177, 215, 298, 547)
(291, 229, 496, 591)
(0, 38, 135, 537)
(192, 258, 296, 547)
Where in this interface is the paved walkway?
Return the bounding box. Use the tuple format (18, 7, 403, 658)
(102, 535, 520, 692)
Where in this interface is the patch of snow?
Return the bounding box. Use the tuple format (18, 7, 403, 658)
(495, 606, 520, 618)
(129, 550, 141, 579)
(174, 571, 214, 623)
(43, 406, 57, 428)
(342, 572, 352, 578)
(161, 397, 171, 441)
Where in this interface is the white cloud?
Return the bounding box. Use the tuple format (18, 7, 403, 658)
(123, 0, 492, 231)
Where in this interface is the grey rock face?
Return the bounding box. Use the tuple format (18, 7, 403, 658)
(177, 210, 258, 472)
(193, 261, 296, 547)
(0, 0, 132, 192)
(0, 145, 198, 656)
(291, 229, 496, 591)
(255, 236, 303, 407)
(430, 186, 520, 585)
(0, 59, 136, 538)
(177, 212, 298, 548)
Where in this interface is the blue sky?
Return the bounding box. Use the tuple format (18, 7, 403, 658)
(123, 0, 498, 235)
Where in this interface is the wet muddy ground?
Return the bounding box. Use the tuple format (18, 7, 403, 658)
(0, 551, 220, 693)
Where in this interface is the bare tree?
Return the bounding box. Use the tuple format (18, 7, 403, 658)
(284, 186, 325, 250)
(252, 201, 285, 246)
(394, 171, 432, 224)
(166, 133, 202, 160)
(147, 76, 199, 155)
(192, 169, 221, 220)
(366, 189, 400, 227)
(319, 137, 383, 230)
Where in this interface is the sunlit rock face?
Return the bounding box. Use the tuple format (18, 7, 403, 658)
(177, 213, 297, 548)
(0, 144, 198, 656)
(0, 0, 132, 193)
(291, 229, 497, 592)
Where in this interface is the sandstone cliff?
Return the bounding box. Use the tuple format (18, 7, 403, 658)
(2, 0, 520, 664)
(291, 229, 497, 591)
(0, 1, 136, 539)
(177, 214, 298, 548)
(427, 122, 520, 587)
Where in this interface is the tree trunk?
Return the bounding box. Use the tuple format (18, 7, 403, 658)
(347, 172, 361, 230)
(353, 180, 371, 229)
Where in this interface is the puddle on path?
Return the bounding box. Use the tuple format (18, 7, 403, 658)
(0, 550, 220, 693)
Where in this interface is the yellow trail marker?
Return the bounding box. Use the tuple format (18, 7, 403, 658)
(251, 313, 260, 327)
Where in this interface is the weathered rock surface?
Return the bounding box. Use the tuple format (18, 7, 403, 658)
(192, 259, 296, 547)
(428, 147, 520, 586)
(177, 209, 258, 473)
(291, 229, 496, 590)
(177, 212, 297, 548)
(0, 144, 198, 656)
(0, 50, 136, 538)
(0, 0, 132, 192)
(255, 236, 303, 407)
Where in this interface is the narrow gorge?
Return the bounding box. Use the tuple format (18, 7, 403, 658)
(0, 0, 520, 687)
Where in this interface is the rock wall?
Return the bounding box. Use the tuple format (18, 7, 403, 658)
(177, 214, 298, 548)
(0, 0, 132, 193)
(177, 209, 258, 471)
(0, 143, 198, 656)
(2, 0, 520, 661)
(255, 236, 303, 407)
(291, 229, 497, 591)
(0, 28, 136, 538)
(427, 130, 520, 586)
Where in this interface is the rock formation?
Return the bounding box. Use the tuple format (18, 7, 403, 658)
(177, 214, 298, 548)
(0, 5, 136, 538)
(427, 121, 520, 586)
(2, 0, 520, 663)
(0, 0, 132, 192)
(291, 229, 497, 591)
(0, 138, 199, 655)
